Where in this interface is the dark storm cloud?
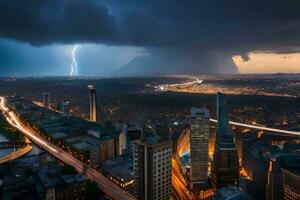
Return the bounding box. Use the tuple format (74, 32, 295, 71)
(112, 0, 300, 49)
(240, 53, 250, 62)
(1, 0, 300, 51)
(1, 0, 300, 75)
(0, 0, 116, 45)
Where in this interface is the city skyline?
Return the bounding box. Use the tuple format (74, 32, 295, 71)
(0, 1, 299, 200)
(0, 77, 299, 200)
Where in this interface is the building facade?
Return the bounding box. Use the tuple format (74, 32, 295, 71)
(190, 107, 210, 183)
(133, 137, 172, 200)
(282, 168, 300, 200)
(99, 137, 115, 161)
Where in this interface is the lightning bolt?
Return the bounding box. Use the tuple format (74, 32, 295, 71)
(70, 45, 79, 76)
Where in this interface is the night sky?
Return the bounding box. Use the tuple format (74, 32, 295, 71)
(0, 0, 300, 76)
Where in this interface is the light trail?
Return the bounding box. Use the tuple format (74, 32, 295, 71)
(70, 45, 79, 76)
(210, 119, 300, 136)
(6, 111, 58, 153)
(0, 137, 32, 164)
(0, 97, 135, 200)
(156, 76, 203, 91)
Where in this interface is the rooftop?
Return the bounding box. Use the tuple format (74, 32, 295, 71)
(212, 186, 253, 200)
(191, 107, 210, 118)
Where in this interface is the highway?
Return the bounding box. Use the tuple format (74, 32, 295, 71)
(156, 76, 300, 136)
(172, 154, 193, 200)
(0, 97, 136, 200)
(210, 119, 300, 136)
(0, 137, 32, 164)
(155, 76, 203, 91)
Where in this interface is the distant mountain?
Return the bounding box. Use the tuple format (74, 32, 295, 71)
(115, 50, 238, 76)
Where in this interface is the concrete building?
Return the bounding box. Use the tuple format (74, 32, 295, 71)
(266, 153, 300, 200)
(242, 141, 275, 199)
(213, 93, 239, 187)
(127, 127, 142, 141)
(133, 133, 172, 200)
(101, 155, 135, 193)
(37, 170, 87, 200)
(88, 85, 97, 122)
(235, 131, 256, 165)
(1, 154, 88, 200)
(190, 107, 210, 184)
(42, 92, 51, 109)
(99, 137, 115, 161)
(212, 186, 254, 200)
(282, 168, 300, 200)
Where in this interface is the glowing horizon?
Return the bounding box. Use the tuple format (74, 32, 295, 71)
(233, 52, 300, 74)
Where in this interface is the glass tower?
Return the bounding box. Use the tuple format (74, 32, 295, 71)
(88, 85, 97, 122)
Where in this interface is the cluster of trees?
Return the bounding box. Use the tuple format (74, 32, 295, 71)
(0, 115, 24, 142)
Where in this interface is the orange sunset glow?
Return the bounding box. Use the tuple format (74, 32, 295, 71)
(233, 52, 300, 74)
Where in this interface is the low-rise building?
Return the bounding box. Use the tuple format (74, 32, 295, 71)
(212, 186, 253, 200)
(1, 154, 89, 200)
(100, 155, 135, 193)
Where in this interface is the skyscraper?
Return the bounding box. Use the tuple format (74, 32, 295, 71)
(88, 85, 97, 122)
(133, 133, 172, 200)
(42, 92, 51, 109)
(213, 92, 239, 187)
(190, 107, 210, 184)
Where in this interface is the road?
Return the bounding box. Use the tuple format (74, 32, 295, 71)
(0, 137, 32, 164)
(155, 76, 203, 91)
(156, 76, 300, 136)
(0, 97, 136, 200)
(172, 154, 193, 200)
(210, 119, 300, 136)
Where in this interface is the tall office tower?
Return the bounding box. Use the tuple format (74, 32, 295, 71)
(133, 134, 172, 200)
(88, 85, 97, 122)
(190, 107, 210, 184)
(212, 92, 239, 187)
(42, 92, 51, 109)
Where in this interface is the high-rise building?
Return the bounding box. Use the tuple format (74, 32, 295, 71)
(42, 92, 51, 109)
(190, 107, 210, 184)
(282, 168, 300, 200)
(88, 85, 97, 122)
(212, 92, 239, 187)
(133, 133, 172, 200)
(266, 153, 300, 200)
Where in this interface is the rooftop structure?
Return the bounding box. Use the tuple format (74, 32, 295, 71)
(212, 186, 254, 200)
